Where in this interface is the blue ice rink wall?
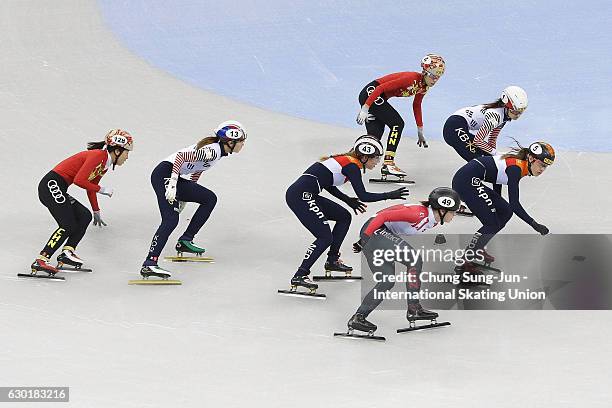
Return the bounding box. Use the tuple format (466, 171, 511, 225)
(97, 0, 612, 152)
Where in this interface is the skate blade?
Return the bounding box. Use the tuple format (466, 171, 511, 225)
(313, 275, 362, 281)
(397, 321, 450, 333)
(333, 332, 386, 341)
(456, 210, 475, 217)
(17, 273, 65, 281)
(57, 266, 93, 273)
(163, 256, 214, 263)
(128, 279, 182, 285)
(277, 289, 326, 299)
(369, 178, 415, 185)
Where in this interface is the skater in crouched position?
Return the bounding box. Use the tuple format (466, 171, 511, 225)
(284, 135, 409, 295)
(30, 129, 133, 276)
(452, 141, 554, 280)
(356, 54, 445, 180)
(140, 121, 247, 280)
(344, 188, 460, 337)
(443, 86, 528, 162)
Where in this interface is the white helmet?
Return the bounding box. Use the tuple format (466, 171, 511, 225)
(501, 86, 528, 112)
(354, 135, 383, 157)
(214, 120, 247, 141)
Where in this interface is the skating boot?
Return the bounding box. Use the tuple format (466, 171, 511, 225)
(407, 303, 439, 321)
(175, 240, 206, 257)
(140, 265, 172, 280)
(57, 246, 84, 269)
(481, 249, 495, 265)
(324, 258, 353, 277)
(334, 313, 385, 341)
(381, 160, 408, 180)
(290, 275, 318, 292)
(30, 258, 59, 276)
(278, 273, 325, 298)
(348, 313, 377, 333)
(397, 303, 450, 333)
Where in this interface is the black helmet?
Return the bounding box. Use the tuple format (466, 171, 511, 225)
(428, 187, 461, 211)
(528, 141, 555, 165)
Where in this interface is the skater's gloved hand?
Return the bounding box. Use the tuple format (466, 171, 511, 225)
(178, 201, 186, 213)
(93, 211, 107, 227)
(416, 127, 428, 148)
(353, 239, 365, 253)
(98, 186, 114, 197)
(165, 174, 178, 204)
(386, 187, 409, 200)
(530, 220, 549, 235)
(356, 105, 371, 125)
(345, 197, 367, 214)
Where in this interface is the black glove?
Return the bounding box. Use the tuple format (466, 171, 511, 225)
(353, 239, 365, 253)
(386, 187, 409, 200)
(345, 197, 367, 214)
(531, 221, 549, 235)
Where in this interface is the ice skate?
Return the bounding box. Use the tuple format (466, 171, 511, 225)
(277, 274, 325, 299)
(314, 258, 361, 281)
(481, 249, 495, 265)
(19, 258, 65, 281)
(129, 265, 181, 285)
(397, 303, 450, 333)
(56, 247, 92, 272)
(140, 265, 172, 279)
(334, 313, 385, 341)
(370, 160, 415, 185)
(175, 240, 206, 256)
(406, 303, 439, 321)
(164, 240, 214, 263)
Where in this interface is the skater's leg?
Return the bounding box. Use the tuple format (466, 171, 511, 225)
(355, 233, 398, 317)
(286, 180, 333, 276)
(454, 173, 506, 253)
(316, 197, 352, 262)
(443, 115, 481, 162)
(370, 102, 403, 161)
(37, 172, 80, 259)
(143, 162, 180, 265)
(176, 180, 217, 242)
(64, 197, 92, 249)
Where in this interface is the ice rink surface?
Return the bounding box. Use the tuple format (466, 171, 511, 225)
(1, 1, 611, 407)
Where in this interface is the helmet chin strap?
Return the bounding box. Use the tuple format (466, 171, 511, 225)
(111, 150, 119, 170)
(438, 209, 448, 225)
(224, 140, 237, 154)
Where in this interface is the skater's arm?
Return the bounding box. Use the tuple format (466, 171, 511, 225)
(506, 166, 534, 225)
(342, 164, 389, 202)
(473, 111, 503, 155)
(412, 92, 425, 127)
(324, 186, 351, 202)
(86, 176, 102, 212)
(364, 206, 422, 236)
